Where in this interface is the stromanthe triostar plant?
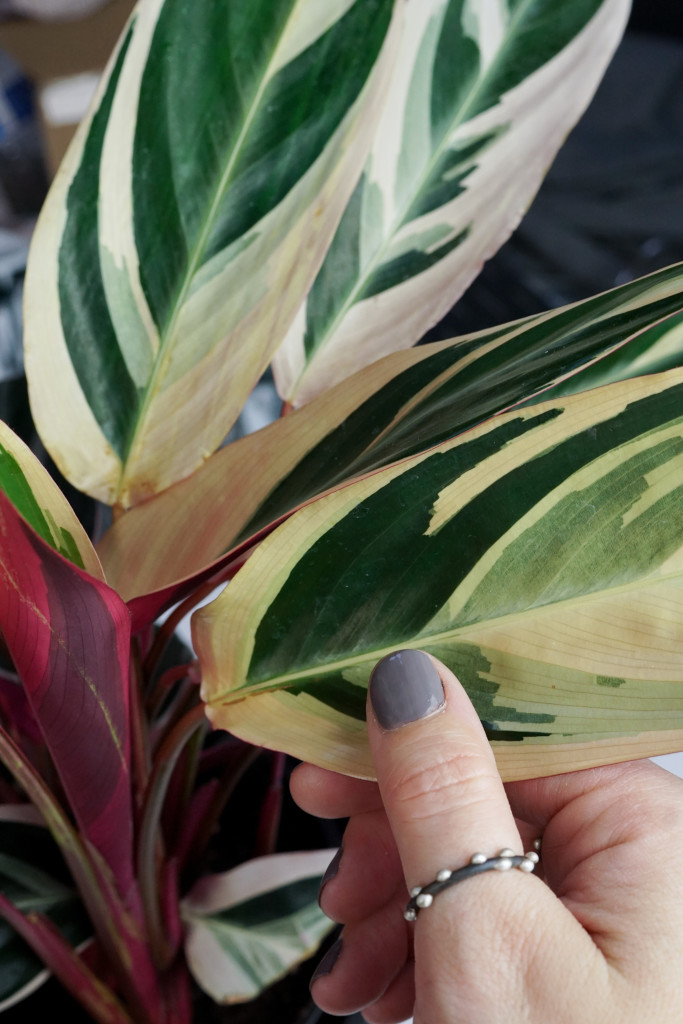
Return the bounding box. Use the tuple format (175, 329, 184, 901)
(0, 0, 682, 1020)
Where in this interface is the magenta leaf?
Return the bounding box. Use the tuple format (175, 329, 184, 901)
(0, 493, 134, 899)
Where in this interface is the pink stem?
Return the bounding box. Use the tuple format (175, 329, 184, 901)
(255, 751, 286, 857)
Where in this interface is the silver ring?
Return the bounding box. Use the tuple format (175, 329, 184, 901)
(404, 839, 542, 922)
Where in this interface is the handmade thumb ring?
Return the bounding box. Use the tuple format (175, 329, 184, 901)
(404, 841, 542, 922)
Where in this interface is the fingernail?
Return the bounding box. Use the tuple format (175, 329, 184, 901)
(310, 938, 342, 986)
(370, 649, 444, 730)
(319, 846, 342, 902)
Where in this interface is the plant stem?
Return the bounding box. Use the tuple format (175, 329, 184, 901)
(142, 579, 217, 680)
(146, 662, 197, 720)
(149, 677, 200, 756)
(176, 720, 204, 821)
(181, 743, 261, 877)
(137, 703, 206, 970)
(129, 642, 151, 807)
(164, 960, 193, 1024)
(255, 751, 286, 856)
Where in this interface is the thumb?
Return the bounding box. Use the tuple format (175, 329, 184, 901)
(366, 650, 611, 1023)
(367, 648, 528, 893)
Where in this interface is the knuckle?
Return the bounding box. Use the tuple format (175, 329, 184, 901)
(386, 747, 500, 824)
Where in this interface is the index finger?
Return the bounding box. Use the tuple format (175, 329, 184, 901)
(290, 762, 383, 818)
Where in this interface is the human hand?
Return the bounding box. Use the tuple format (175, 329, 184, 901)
(291, 650, 683, 1023)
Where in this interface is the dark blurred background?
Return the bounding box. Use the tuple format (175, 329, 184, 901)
(425, 0, 683, 341)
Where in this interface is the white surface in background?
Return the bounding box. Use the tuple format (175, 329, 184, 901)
(651, 751, 683, 777)
(5, 0, 110, 19)
(41, 72, 99, 125)
(168, 585, 223, 652)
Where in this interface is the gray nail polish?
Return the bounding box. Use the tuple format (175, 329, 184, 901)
(370, 649, 444, 730)
(310, 938, 342, 985)
(319, 846, 342, 902)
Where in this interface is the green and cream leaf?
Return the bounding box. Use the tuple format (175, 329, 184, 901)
(24, 0, 402, 506)
(182, 851, 335, 1004)
(273, 0, 632, 406)
(0, 421, 103, 577)
(195, 368, 683, 780)
(98, 264, 683, 605)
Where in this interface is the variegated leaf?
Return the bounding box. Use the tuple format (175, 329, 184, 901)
(24, 0, 402, 507)
(272, 0, 631, 406)
(0, 421, 103, 578)
(182, 850, 335, 1004)
(529, 308, 683, 402)
(98, 264, 683, 615)
(195, 368, 683, 781)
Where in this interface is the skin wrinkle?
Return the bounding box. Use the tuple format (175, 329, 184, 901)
(542, 794, 681, 954)
(384, 747, 503, 826)
(425, 895, 611, 1024)
(551, 793, 665, 887)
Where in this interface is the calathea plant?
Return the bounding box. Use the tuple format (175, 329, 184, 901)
(0, 0, 681, 1019)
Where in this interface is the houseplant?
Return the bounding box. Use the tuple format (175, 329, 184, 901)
(1, 0, 683, 1019)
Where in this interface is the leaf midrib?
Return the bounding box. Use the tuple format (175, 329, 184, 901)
(117, 0, 303, 496)
(290, 0, 582, 396)
(219, 564, 683, 700)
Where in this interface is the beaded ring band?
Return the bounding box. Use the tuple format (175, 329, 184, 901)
(404, 839, 542, 922)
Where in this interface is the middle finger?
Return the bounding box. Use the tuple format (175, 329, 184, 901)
(320, 807, 404, 924)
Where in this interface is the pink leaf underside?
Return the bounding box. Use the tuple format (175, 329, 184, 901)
(0, 493, 134, 896)
(127, 578, 212, 635)
(125, 525, 274, 632)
